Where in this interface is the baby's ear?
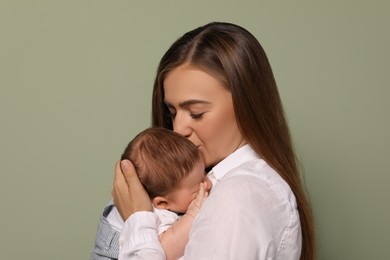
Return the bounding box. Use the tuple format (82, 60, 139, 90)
(152, 196, 169, 209)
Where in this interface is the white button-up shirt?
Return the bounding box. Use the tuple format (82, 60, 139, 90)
(119, 144, 302, 260)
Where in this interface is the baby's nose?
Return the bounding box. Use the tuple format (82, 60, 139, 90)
(204, 177, 212, 192)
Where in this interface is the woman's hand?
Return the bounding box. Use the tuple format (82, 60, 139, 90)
(112, 160, 153, 221)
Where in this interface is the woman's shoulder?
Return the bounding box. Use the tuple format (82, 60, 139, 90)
(193, 157, 302, 259)
(198, 158, 301, 253)
(214, 158, 298, 211)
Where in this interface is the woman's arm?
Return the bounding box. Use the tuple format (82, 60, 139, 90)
(112, 160, 166, 260)
(119, 211, 166, 260)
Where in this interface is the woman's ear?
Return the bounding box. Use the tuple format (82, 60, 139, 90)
(152, 196, 170, 209)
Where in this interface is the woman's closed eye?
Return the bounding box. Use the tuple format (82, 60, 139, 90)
(166, 106, 176, 119)
(168, 110, 205, 120)
(190, 112, 205, 119)
(168, 110, 176, 119)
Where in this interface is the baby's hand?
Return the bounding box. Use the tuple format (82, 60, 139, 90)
(186, 182, 209, 219)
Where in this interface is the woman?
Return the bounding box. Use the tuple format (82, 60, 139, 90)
(112, 22, 315, 260)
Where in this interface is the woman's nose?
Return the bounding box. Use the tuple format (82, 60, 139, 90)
(172, 113, 191, 138)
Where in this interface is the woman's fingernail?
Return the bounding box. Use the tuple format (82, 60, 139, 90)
(121, 160, 130, 170)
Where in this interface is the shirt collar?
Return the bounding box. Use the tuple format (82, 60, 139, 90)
(208, 144, 259, 182)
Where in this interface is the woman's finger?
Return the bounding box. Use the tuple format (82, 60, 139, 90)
(112, 161, 133, 220)
(113, 160, 153, 221)
(120, 160, 148, 196)
(120, 160, 152, 207)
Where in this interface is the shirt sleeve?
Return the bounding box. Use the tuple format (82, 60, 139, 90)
(118, 211, 166, 260)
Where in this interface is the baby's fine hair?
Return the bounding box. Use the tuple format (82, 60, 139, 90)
(121, 127, 202, 199)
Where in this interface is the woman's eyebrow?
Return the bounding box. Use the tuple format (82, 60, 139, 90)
(179, 99, 211, 107)
(164, 99, 211, 108)
(179, 100, 211, 108)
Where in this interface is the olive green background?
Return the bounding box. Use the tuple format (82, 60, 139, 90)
(1, 1, 389, 259)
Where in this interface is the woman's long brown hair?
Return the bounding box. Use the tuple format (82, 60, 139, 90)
(151, 22, 315, 260)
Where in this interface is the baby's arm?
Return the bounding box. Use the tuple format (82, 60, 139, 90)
(159, 182, 208, 260)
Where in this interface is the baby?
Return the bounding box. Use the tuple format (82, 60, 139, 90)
(109, 127, 211, 260)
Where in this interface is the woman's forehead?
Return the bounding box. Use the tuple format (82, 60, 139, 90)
(163, 66, 229, 103)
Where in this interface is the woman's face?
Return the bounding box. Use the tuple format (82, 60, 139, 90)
(163, 65, 247, 167)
